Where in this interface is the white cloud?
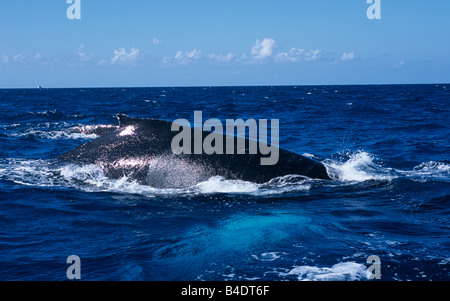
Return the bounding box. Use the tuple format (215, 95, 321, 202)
(209, 52, 234, 62)
(341, 52, 355, 61)
(276, 48, 305, 62)
(111, 47, 140, 64)
(152, 38, 162, 45)
(183, 49, 201, 60)
(164, 49, 202, 64)
(393, 61, 406, 68)
(304, 49, 321, 61)
(2, 52, 48, 64)
(276, 48, 321, 62)
(158, 38, 324, 66)
(77, 44, 93, 62)
(33, 53, 49, 65)
(13, 54, 26, 62)
(174, 51, 184, 60)
(251, 38, 276, 59)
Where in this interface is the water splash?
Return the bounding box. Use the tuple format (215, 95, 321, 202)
(324, 151, 397, 182)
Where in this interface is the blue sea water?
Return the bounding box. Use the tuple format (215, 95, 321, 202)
(0, 85, 449, 281)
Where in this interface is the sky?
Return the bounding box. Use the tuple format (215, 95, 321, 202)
(0, 0, 449, 88)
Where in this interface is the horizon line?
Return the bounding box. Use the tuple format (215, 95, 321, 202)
(1, 82, 449, 90)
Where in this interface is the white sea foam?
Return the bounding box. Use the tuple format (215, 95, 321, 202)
(409, 161, 450, 181)
(194, 176, 259, 194)
(252, 252, 287, 262)
(184, 175, 310, 195)
(8, 129, 98, 140)
(280, 262, 368, 281)
(59, 163, 170, 196)
(0, 159, 59, 187)
(3, 123, 120, 140)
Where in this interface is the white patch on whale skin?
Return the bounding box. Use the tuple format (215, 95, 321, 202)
(118, 125, 135, 137)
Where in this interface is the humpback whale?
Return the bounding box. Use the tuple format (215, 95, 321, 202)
(59, 114, 331, 188)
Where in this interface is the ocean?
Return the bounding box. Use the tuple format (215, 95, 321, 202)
(0, 84, 448, 281)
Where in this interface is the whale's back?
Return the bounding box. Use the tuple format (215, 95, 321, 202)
(59, 115, 331, 188)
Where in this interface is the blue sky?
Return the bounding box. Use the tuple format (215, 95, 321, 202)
(0, 0, 449, 88)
